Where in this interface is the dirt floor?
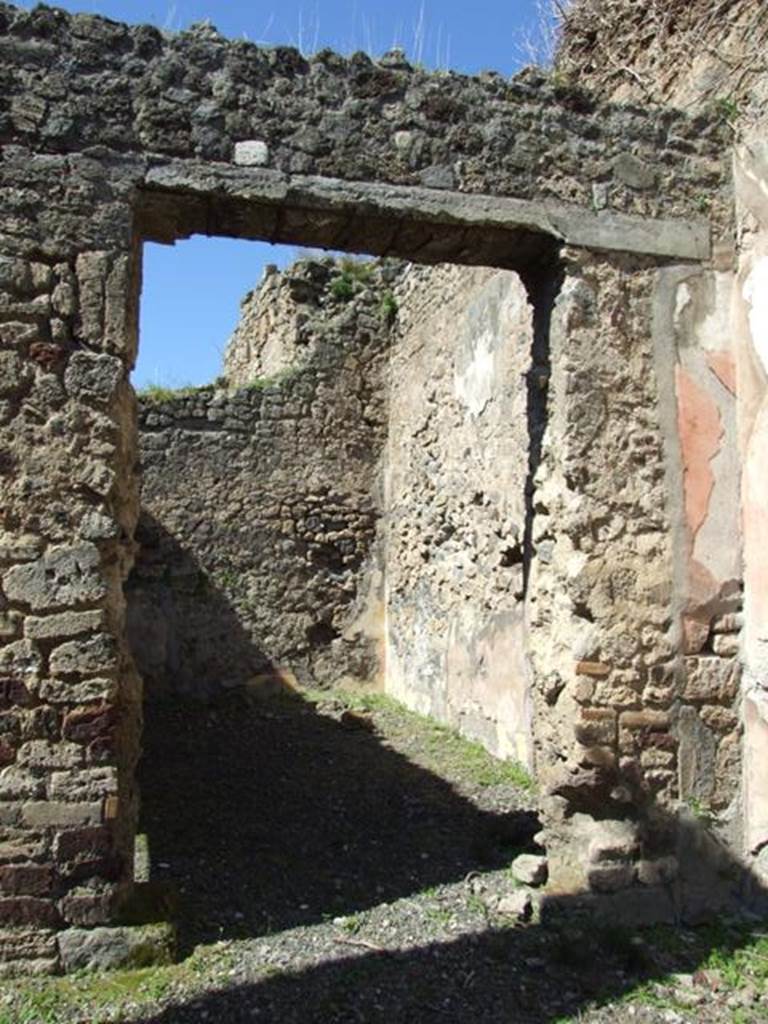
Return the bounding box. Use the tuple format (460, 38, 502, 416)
(3, 688, 768, 1023)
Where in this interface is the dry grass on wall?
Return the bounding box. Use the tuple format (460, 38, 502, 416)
(554, 0, 768, 111)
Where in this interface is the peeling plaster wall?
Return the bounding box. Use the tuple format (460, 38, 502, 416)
(735, 138, 768, 872)
(384, 265, 535, 764)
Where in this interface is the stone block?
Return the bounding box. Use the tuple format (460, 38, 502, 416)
(0, 257, 32, 293)
(0, 863, 53, 896)
(587, 819, 639, 863)
(511, 853, 548, 887)
(57, 885, 115, 927)
(0, 896, 59, 927)
(712, 612, 742, 634)
(22, 801, 101, 829)
(577, 745, 617, 770)
(712, 633, 739, 657)
(677, 705, 717, 803)
(50, 634, 117, 677)
(233, 139, 269, 166)
(53, 825, 116, 880)
(0, 830, 48, 865)
(3, 544, 106, 612)
(57, 922, 174, 972)
(682, 656, 739, 703)
(575, 660, 611, 678)
(0, 677, 35, 709)
(63, 351, 124, 405)
(640, 747, 675, 769)
(682, 614, 710, 654)
(0, 956, 58, 978)
(0, 640, 42, 683)
(0, 768, 45, 801)
(0, 612, 22, 639)
(62, 705, 115, 745)
(0, 926, 57, 961)
(713, 731, 741, 809)
(620, 709, 670, 730)
(587, 862, 635, 892)
(0, 804, 21, 827)
(0, 533, 42, 564)
(25, 610, 105, 641)
(38, 677, 119, 706)
(700, 705, 738, 732)
(17, 741, 83, 771)
(575, 707, 616, 746)
(0, 350, 30, 397)
(48, 767, 117, 803)
(420, 164, 455, 189)
(496, 889, 533, 921)
(613, 153, 657, 190)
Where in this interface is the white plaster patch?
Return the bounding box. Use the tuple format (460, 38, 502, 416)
(233, 140, 269, 166)
(453, 326, 496, 416)
(674, 281, 692, 328)
(743, 257, 768, 372)
(695, 272, 735, 352)
(740, 156, 768, 204)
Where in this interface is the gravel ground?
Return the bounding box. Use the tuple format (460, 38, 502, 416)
(3, 689, 768, 1023)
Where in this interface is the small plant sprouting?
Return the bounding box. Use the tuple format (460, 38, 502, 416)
(695, 193, 712, 214)
(379, 290, 398, 323)
(330, 275, 356, 302)
(330, 256, 375, 302)
(339, 256, 374, 283)
(687, 796, 716, 828)
(245, 366, 300, 391)
(138, 382, 205, 402)
(713, 95, 740, 124)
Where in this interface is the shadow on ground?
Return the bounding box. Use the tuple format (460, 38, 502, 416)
(138, 691, 538, 956)
(129, 513, 768, 1024)
(135, 688, 768, 1024)
(132, 902, 768, 1023)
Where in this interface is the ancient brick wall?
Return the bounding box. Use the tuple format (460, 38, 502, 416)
(552, 0, 761, 902)
(128, 259, 392, 699)
(0, 0, 739, 972)
(0, 2, 729, 223)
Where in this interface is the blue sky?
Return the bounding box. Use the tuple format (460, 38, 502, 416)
(27, 0, 552, 387)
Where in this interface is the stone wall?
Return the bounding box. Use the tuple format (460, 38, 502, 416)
(734, 120, 768, 883)
(128, 259, 393, 699)
(0, 2, 729, 224)
(550, 0, 762, 903)
(384, 264, 535, 763)
(0, 0, 742, 972)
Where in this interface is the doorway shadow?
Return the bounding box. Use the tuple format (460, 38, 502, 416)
(138, 688, 539, 957)
(125, 510, 280, 700)
(130, 514, 768, 1024)
(133, 912, 768, 1024)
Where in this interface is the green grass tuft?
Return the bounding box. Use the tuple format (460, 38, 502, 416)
(137, 382, 206, 402)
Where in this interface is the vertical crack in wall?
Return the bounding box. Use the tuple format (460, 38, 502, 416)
(520, 252, 565, 596)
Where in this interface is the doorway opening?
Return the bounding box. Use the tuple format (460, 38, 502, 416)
(125, 182, 558, 957)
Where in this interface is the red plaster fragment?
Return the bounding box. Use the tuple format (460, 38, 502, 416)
(675, 366, 723, 541)
(707, 351, 737, 396)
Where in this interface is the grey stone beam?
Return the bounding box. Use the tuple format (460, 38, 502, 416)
(138, 162, 711, 266)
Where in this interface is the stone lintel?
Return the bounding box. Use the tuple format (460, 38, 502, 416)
(139, 162, 711, 264)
